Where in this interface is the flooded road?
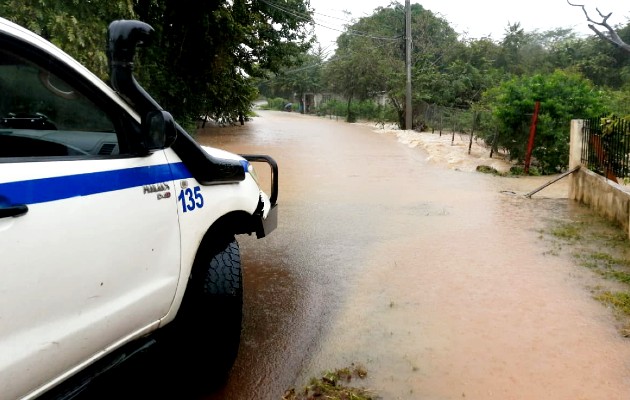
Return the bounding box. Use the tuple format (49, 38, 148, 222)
(197, 110, 630, 399)
(76, 110, 630, 399)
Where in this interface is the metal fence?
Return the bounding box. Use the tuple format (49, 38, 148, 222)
(582, 116, 630, 181)
(421, 104, 495, 135)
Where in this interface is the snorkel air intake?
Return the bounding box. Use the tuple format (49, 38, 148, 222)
(106, 20, 245, 185)
(107, 20, 160, 115)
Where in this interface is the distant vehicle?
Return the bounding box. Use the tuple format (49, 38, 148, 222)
(0, 17, 278, 399)
(284, 102, 293, 112)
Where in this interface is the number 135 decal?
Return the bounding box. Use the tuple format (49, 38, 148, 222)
(178, 186, 204, 213)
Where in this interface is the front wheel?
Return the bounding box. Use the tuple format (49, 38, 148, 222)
(199, 239, 243, 377)
(162, 237, 243, 394)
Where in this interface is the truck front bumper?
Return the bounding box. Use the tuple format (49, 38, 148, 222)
(258, 203, 278, 238)
(242, 154, 279, 239)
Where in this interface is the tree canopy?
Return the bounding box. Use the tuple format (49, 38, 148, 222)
(322, 3, 461, 128)
(0, 0, 314, 127)
(0, 0, 135, 78)
(133, 0, 314, 126)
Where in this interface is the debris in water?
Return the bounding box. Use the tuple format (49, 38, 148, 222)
(282, 364, 378, 400)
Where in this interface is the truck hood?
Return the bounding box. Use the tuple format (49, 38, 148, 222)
(200, 146, 245, 162)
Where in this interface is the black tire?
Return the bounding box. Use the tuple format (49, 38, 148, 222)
(199, 239, 243, 377)
(160, 237, 243, 395)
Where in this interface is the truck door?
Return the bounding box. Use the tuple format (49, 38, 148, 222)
(0, 44, 181, 398)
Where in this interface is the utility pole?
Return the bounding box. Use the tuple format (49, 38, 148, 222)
(405, 0, 412, 130)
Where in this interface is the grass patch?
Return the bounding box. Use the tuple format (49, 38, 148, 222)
(603, 270, 630, 284)
(595, 290, 630, 337)
(283, 365, 379, 400)
(583, 252, 630, 268)
(541, 210, 630, 336)
(595, 291, 630, 316)
(550, 223, 582, 241)
(589, 229, 628, 246)
(476, 164, 543, 177)
(476, 165, 505, 176)
(575, 252, 630, 283)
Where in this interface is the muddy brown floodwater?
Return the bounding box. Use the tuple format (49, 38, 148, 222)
(195, 110, 630, 400)
(76, 110, 630, 399)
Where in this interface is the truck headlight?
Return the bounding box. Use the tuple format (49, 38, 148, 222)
(241, 160, 260, 186)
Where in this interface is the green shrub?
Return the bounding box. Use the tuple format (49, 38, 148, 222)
(265, 97, 289, 111)
(480, 71, 605, 174)
(316, 99, 397, 125)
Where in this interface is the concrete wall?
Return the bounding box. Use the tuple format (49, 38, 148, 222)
(569, 119, 630, 237)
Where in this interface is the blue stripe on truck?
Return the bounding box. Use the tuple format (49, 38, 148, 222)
(0, 162, 193, 205)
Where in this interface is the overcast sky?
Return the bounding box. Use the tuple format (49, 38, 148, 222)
(309, 0, 629, 49)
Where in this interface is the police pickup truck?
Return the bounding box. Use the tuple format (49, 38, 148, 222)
(0, 17, 278, 399)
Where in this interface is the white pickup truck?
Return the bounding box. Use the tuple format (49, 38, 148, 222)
(0, 18, 278, 399)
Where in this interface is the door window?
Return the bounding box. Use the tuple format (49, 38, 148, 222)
(0, 49, 120, 158)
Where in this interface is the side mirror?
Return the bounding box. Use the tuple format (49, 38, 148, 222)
(142, 110, 177, 151)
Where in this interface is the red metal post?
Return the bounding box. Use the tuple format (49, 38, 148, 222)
(524, 101, 540, 174)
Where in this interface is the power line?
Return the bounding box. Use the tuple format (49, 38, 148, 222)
(310, 8, 356, 24)
(315, 19, 402, 41)
(259, 0, 312, 24)
(259, 0, 348, 25)
(259, 0, 401, 42)
(258, 40, 396, 84)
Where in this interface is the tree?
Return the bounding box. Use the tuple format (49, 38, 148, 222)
(324, 2, 460, 128)
(494, 23, 559, 77)
(134, 0, 315, 126)
(480, 70, 605, 173)
(0, 0, 315, 127)
(321, 3, 406, 122)
(0, 0, 135, 79)
(559, 3, 630, 88)
(568, 0, 630, 53)
(424, 38, 502, 108)
(496, 23, 529, 76)
(259, 47, 325, 112)
(323, 24, 392, 121)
